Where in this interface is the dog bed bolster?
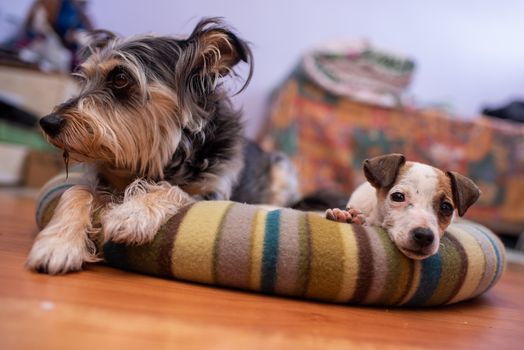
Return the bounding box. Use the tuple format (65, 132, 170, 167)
(35, 173, 506, 306)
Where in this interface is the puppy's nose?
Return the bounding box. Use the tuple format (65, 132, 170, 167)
(411, 227, 434, 247)
(40, 114, 65, 137)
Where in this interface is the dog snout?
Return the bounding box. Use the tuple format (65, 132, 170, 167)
(411, 227, 434, 248)
(40, 114, 65, 137)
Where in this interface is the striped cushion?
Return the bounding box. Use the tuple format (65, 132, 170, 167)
(35, 174, 506, 306)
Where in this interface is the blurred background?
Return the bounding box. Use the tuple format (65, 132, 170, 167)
(0, 1, 523, 249)
(2, 0, 524, 134)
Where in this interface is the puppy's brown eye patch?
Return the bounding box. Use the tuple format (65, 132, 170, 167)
(440, 201, 454, 216)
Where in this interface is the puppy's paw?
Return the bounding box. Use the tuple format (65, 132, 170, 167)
(325, 207, 366, 225)
(326, 208, 351, 223)
(26, 228, 97, 274)
(346, 206, 367, 225)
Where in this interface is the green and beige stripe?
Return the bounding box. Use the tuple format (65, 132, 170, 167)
(36, 177, 506, 307)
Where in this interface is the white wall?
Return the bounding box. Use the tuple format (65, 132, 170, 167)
(2, 0, 524, 137)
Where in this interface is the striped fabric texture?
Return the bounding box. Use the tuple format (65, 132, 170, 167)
(36, 175, 506, 306)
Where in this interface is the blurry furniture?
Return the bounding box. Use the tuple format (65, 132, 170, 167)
(0, 64, 74, 186)
(4, 0, 94, 72)
(0, 64, 76, 116)
(259, 65, 524, 234)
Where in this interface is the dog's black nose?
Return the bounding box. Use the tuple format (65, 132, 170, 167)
(40, 114, 65, 137)
(411, 227, 434, 247)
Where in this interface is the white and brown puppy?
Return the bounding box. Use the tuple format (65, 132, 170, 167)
(326, 154, 480, 259)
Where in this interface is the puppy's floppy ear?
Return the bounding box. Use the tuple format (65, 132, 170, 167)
(363, 153, 406, 189)
(182, 17, 253, 93)
(447, 171, 481, 216)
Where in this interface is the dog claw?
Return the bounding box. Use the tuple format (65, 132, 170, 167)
(325, 208, 351, 223)
(325, 207, 366, 225)
(35, 265, 47, 274)
(346, 206, 366, 225)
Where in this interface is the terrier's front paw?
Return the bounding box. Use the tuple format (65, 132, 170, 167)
(102, 180, 193, 245)
(325, 207, 366, 225)
(102, 202, 159, 245)
(26, 229, 97, 274)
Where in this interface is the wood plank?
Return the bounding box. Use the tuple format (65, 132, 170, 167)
(0, 192, 523, 350)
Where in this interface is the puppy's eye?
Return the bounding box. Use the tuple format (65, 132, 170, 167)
(440, 201, 454, 216)
(112, 72, 129, 89)
(390, 192, 405, 202)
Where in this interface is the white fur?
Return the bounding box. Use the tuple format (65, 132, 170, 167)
(348, 162, 446, 260)
(101, 179, 194, 245)
(26, 186, 99, 274)
(347, 182, 379, 224)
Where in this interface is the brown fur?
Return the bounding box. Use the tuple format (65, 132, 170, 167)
(434, 169, 455, 233)
(363, 153, 406, 189)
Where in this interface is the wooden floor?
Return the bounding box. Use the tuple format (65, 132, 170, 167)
(0, 192, 523, 350)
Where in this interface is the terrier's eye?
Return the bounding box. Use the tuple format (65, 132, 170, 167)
(390, 192, 405, 202)
(112, 72, 129, 89)
(440, 201, 454, 216)
(72, 72, 86, 84)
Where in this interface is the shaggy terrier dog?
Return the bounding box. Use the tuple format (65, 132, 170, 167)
(27, 18, 299, 274)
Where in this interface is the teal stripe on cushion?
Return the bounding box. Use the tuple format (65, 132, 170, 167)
(405, 253, 442, 306)
(261, 210, 281, 293)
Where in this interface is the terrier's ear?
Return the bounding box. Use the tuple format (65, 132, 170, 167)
(79, 30, 118, 60)
(446, 171, 481, 216)
(363, 153, 406, 189)
(187, 17, 251, 76)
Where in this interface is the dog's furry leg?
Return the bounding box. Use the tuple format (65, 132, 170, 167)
(26, 185, 99, 274)
(102, 180, 194, 245)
